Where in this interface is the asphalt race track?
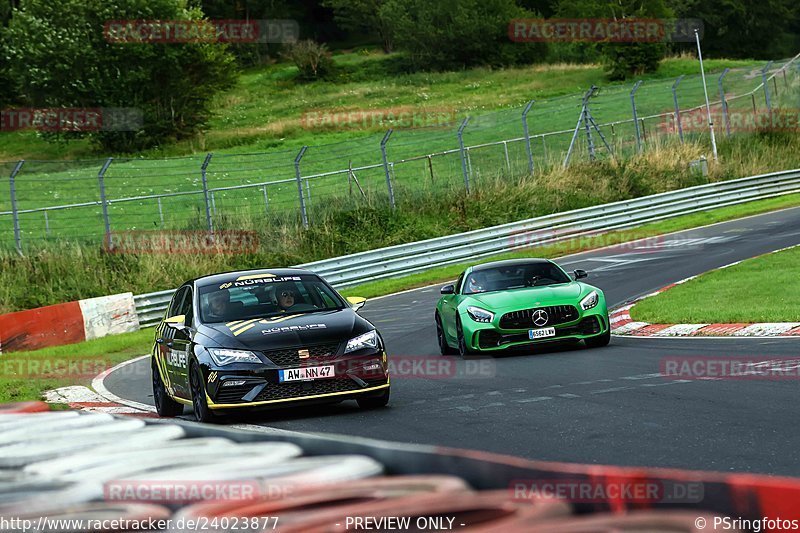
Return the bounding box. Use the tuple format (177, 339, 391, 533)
(106, 207, 800, 476)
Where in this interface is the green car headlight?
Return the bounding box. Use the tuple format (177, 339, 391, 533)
(466, 306, 495, 323)
(580, 291, 599, 310)
(208, 348, 262, 366)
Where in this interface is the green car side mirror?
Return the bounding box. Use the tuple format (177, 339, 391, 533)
(441, 284, 455, 294)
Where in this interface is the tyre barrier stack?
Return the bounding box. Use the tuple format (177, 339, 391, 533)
(1, 407, 797, 531)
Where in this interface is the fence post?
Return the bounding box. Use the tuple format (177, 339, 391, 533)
(200, 153, 214, 238)
(262, 186, 269, 215)
(8, 160, 24, 255)
(457, 117, 471, 193)
(672, 75, 685, 142)
(521, 100, 535, 175)
(98, 157, 114, 249)
(380, 129, 396, 208)
(502, 141, 511, 173)
(294, 146, 309, 228)
(761, 61, 773, 115)
(157, 197, 164, 226)
(630, 80, 643, 153)
(717, 68, 731, 137)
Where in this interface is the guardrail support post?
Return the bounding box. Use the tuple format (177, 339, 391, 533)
(294, 146, 309, 228)
(761, 61, 774, 116)
(8, 160, 24, 256)
(521, 100, 535, 175)
(717, 68, 731, 137)
(457, 117, 471, 194)
(672, 75, 685, 142)
(630, 80, 643, 153)
(200, 153, 214, 239)
(380, 129, 396, 208)
(98, 157, 114, 249)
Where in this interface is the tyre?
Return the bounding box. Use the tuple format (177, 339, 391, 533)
(357, 387, 390, 409)
(152, 358, 183, 417)
(435, 314, 456, 356)
(189, 361, 219, 423)
(585, 329, 611, 348)
(456, 317, 474, 359)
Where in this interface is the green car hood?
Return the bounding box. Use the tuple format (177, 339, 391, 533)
(465, 282, 590, 311)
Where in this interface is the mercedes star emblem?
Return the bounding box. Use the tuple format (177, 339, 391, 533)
(532, 309, 549, 327)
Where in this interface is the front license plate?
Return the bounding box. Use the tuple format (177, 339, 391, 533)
(279, 365, 334, 382)
(529, 327, 556, 340)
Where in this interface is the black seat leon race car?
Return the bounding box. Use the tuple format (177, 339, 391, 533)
(151, 268, 390, 422)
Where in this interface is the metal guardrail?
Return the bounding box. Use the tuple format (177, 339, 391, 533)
(134, 168, 800, 326)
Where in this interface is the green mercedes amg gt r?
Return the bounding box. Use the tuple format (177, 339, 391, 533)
(434, 258, 610, 357)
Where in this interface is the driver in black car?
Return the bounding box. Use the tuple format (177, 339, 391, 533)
(206, 290, 231, 321)
(275, 283, 297, 311)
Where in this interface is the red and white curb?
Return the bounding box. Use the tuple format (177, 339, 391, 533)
(611, 272, 800, 338)
(44, 355, 158, 417)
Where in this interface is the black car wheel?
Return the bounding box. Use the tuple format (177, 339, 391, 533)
(585, 329, 611, 348)
(436, 314, 456, 356)
(190, 361, 219, 423)
(456, 317, 473, 359)
(357, 387, 390, 409)
(152, 357, 183, 417)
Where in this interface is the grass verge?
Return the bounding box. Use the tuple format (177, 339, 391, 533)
(0, 328, 153, 404)
(630, 246, 800, 324)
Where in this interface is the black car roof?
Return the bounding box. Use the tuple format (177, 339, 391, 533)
(191, 268, 316, 287)
(471, 258, 552, 271)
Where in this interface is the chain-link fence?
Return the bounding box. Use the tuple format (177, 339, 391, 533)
(2, 55, 799, 253)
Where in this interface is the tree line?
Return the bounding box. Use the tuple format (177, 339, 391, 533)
(1, 0, 798, 152)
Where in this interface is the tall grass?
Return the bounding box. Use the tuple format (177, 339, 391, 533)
(2, 131, 800, 314)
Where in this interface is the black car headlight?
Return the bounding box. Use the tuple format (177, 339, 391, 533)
(208, 348, 262, 366)
(580, 291, 599, 311)
(344, 330, 379, 354)
(466, 306, 495, 323)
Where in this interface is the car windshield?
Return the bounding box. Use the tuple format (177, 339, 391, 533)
(463, 263, 571, 294)
(198, 274, 345, 323)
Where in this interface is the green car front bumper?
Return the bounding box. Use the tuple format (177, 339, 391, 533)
(460, 303, 610, 352)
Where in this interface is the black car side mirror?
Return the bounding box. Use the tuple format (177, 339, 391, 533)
(573, 269, 588, 280)
(440, 284, 455, 295)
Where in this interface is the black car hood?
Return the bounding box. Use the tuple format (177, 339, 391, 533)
(195, 309, 371, 351)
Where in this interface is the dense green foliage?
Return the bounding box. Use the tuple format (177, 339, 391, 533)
(3, 0, 237, 151)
